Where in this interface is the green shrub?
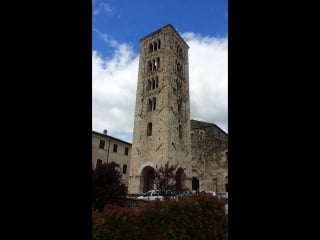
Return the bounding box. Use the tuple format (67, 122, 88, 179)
(92, 195, 227, 240)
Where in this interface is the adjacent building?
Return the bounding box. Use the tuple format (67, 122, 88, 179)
(190, 119, 228, 192)
(92, 130, 131, 187)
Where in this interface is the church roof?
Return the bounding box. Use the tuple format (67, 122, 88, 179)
(190, 119, 228, 135)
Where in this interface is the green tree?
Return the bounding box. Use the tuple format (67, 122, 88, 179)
(154, 161, 178, 199)
(92, 161, 127, 211)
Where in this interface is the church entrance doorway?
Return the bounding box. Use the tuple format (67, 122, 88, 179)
(141, 166, 155, 192)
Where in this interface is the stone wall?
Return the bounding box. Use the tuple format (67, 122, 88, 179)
(129, 24, 192, 194)
(190, 120, 228, 192)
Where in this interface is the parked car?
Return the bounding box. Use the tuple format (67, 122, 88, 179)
(217, 192, 228, 202)
(137, 190, 164, 201)
(202, 190, 216, 196)
(175, 189, 196, 200)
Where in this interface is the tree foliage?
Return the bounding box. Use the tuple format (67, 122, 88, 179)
(92, 161, 127, 211)
(154, 161, 178, 194)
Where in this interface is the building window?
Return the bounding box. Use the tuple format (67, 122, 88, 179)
(149, 39, 161, 53)
(147, 79, 152, 90)
(113, 144, 118, 152)
(148, 98, 152, 111)
(148, 76, 159, 91)
(176, 61, 182, 72)
(172, 78, 182, 92)
(176, 42, 183, 58)
(96, 159, 102, 167)
(125, 147, 129, 155)
(199, 131, 204, 141)
(147, 98, 156, 111)
(147, 122, 152, 136)
(147, 58, 160, 72)
(177, 98, 182, 113)
(152, 97, 156, 110)
(123, 164, 127, 174)
(99, 140, 105, 149)
(152, 78, 156, 89)
(148, 61, 152, 72)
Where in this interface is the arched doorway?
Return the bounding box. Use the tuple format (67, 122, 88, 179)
(175, 168, 185, 191)
(225, 176, 228, 192)
(192, 169, 200, 191)
(141, 166, 155, 193)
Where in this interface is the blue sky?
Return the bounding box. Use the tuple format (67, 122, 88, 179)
(92, 0, 228, 143)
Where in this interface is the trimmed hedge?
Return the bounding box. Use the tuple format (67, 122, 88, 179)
(93, 195, 227, 240)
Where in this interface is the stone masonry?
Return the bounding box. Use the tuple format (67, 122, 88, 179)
(190, 120, 228, 192)
(128, 24, 228, 194)
(128, 24, 192, 193)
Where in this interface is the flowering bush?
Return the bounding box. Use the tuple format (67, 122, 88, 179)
(93, 194, 227, 240)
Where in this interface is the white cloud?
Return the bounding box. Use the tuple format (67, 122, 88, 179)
(92, 40, 139, 142)
(93, 1, 113, 16)
(92, 32, 228, 142)
(182, 33, 228, 133)
(93, 28, 118, 48)
(101, 3, 113, 15)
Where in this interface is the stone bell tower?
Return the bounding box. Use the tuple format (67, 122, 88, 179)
(128, 24, 192, 194)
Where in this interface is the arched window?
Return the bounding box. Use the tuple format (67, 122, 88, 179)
(148, 77, 159, 91)
(152, 97, 156, 110)
(149, 40, 161, 53)
(148, 61, 152, 72)
(147, 58, 160, 73)
(175, 60, 183, 76)
(176, 42, 184, 58)
(149, 43, 153, 53)
(147, 98, 156, 111)
(147, 122, 152, 136)
(147, 79, 151, 90)
(148, 98, 152, 111)
(152, 78, 155, 89)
